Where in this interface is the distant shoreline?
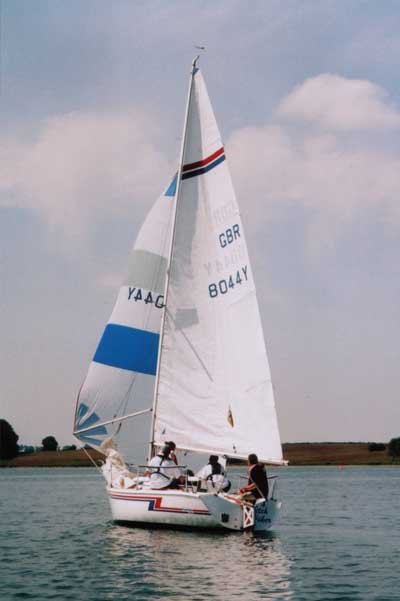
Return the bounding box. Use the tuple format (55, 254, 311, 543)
(1, 442, 398, 468)
(0, 449, 103, 468)
(281, 442, 397, 466)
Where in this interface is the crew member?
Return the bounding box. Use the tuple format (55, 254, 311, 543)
(196, 455, 231, 492)
(144, 445, 183, 489)
(239, 453, 269, 501)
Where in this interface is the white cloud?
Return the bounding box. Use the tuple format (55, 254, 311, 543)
(228, 76, 400, 256)
(2, 74, 400, 261)
(0, 109, 172, 236)
(229, 124, 400, 217)
(277, 74, 400, 131)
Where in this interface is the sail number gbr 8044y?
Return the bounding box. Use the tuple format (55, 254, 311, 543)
(208, 265, 248, 299)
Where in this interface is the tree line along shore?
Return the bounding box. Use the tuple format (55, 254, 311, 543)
(1, 442, 399, 468)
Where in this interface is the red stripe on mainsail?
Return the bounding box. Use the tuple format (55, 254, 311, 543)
(183, 146, 224, 172)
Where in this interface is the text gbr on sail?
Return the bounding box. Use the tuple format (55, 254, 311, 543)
(219, 224, 240, 248)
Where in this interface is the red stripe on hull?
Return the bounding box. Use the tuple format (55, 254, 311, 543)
(109, 492, 210, 515)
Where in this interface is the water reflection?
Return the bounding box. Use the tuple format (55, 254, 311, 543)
(105, 525, 293, 600)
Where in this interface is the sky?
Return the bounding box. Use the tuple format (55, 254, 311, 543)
(1, 1, 399, 447)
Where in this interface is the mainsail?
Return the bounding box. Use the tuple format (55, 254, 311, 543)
(153, 68, 283, 464)
(74, 179, 175, 448)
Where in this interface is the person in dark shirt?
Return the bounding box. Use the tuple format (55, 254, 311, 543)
(239, 453, 269, 500)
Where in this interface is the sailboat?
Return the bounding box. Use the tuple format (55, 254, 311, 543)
(74, 57, 285, 531)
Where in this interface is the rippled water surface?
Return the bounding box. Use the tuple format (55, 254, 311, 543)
(0, 467, 399, 600)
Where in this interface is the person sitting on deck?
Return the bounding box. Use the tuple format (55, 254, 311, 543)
(239, 453, 269, 502)
(196, 455, 231, 492)
(144, 445, 184, 490)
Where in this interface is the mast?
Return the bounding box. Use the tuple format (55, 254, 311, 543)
(147, 56, 200, 460)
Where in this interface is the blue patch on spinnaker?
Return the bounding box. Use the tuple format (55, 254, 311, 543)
(76, 403, 89, 422)
(78, 433, 106, 446)
(78, 410, 103, 431)
(75, 403, 107, 434)
(85, 425, 108, 437)
(93, 323, 159, 375)
(75, 404, 107, 445)
(165, 174, 177, 196)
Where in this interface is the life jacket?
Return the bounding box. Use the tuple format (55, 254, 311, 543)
(153, 455, 170, 481)
(248, 463, 269, 498)
(206, 462, 229, 491)
(206, 462, 223, 479)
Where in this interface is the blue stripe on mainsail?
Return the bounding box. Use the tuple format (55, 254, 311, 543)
(165, 174, 177, 196)
(182, 154, 225, 180)
(93, 324, 159, 375)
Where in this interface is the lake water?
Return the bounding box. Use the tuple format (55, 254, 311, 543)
(0, 466, 399, 600)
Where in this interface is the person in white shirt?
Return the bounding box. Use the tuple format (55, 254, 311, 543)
(196, 455, 231, 492)
(144, 445, 183, 490)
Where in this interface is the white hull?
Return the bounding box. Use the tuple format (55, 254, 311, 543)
(107, 487, 280, 531)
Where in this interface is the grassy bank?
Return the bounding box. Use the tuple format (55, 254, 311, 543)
(282, 442, 396, 465)
(0, 449, 103, 468)
(1, 442, 398, 467)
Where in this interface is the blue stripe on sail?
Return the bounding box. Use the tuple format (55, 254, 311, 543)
(81, 425, 108, 437)
(165, 174, 177, 196)
(78, 433, 106, 446)
(182, 154, 225, 180)
(76, 403, 89, 422)
(75, 404, 107, 438)
(78, 411, 102, 431)
(93, 324, 159, 375)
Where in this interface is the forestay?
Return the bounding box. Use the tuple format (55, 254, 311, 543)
(154, 69, 283, 464)
(74, 180, 175, 448)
